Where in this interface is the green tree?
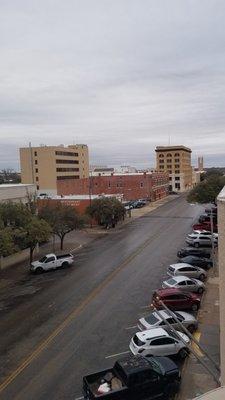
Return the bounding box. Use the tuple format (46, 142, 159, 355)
(23, 217, 52, 262)
(187, 174, 225, 204)
(0, 227, 16, 257)
(86, 197, 125, 228)
(0, 202, 31, 228)
(39, 202, 84, 250)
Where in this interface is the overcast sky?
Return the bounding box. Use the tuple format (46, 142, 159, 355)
(0, 0, 225, 170)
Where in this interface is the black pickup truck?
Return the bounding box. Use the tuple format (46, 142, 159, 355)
(83, 354, 180, 400)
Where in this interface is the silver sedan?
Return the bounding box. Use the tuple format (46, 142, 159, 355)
(167, 263, 207, 281)
(162, 275, 205, 294)
(138, 310, 198, 333)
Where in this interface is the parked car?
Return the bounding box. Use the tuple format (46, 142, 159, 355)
(193, 222, 218, 233)
(83, 354, 181, 400)
(138, 310, 198, 333)
(178, 255, 213, 270)
(199, 214, 217, 224)
(30, 253, 74, 273)
(177, 248, 211, 259)
(186, 230, 218, 248)
(152, 288, 201, 311)
(167, 263, 207, 281)
(162, 276, 205, 294)
(130, 328, 189, 359)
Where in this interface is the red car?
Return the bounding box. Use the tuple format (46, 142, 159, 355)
(151, 288, 201, 312)
(193, 222, 218, 233)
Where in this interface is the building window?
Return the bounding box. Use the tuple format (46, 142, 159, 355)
(175, 158, 179, 163)
(175, 177, 180, 181)
(159, 165, 164, 169)
(159, 154, 164, 158)
(35, 168, 38, 173)
(56, 159, 79, 164)
(55, 151, 79, 157)
(56, 176, 79, 180)
(35, 160, 38, 165)
(36, 176, 39, 181)
(175, 164, 179, 168)
(108, 182, 111, 188)
(34, 151, 37, 156)
(168, 170, 172, 174)
(175, 170, 180, 173)
(167, 153, 172, 157)
(169, 177, 172, 181)
(140, 182, 143, 188)
(37, 185, 39, 190)
(159, 160, 164, 164)
(174, 153, 180, 157)
(175, 183, 180, 189)
(56, 167, 79, 172)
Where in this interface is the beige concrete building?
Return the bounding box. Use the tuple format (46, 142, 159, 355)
(155, 145, 193, 192)
(217, 186, 225, 386)
(0, 184, 36, 203)
(20, 144, 89, 195)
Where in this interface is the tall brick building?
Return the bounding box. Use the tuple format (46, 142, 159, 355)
(57, 172, 169, 201)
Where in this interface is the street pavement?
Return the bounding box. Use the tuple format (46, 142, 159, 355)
(0, 196, 203, 400)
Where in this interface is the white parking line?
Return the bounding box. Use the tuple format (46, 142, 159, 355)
(74, 397, 84, 400)
(70, 244, 83, 253)
(125, 325, 137, 330)
(140, 305, 150, 309)
(105, 350, 130, 359)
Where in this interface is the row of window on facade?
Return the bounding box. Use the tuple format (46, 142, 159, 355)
(158, 153, 180, 158)
(33, 150, 79, 157)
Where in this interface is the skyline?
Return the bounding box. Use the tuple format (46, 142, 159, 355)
(0, 1, 225, 169)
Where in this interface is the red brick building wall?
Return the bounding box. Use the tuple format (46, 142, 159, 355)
(57, 173, 169, 201)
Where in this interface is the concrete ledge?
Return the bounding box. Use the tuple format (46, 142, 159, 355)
(0, 247, 38, 270)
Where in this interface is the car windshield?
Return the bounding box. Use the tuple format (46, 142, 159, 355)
(144, 314, 159, 324)
(148, 358, 162, 374)
(167, 278, 177, 285)
(133, 335, 145, 347)
(174, 312, 185, 321)
(39, 256, 47, 263)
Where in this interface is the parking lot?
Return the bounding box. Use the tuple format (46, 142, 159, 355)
(0, 195, 217, 400)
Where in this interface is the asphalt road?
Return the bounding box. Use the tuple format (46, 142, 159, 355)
(0, 196, 203, 400)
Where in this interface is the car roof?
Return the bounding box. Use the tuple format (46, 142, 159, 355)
(136, 328, 168, 340)
(154, 287, 187, 296)
(169, 275, 192, 283)
(170, 263, 195, 270)
(152, 310, 170, 320)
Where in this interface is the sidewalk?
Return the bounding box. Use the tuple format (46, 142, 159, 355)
(177, 267, 220, 399)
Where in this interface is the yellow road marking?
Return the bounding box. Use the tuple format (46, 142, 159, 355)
(192, 331, 203, 357)
(0, 231, 161, 394)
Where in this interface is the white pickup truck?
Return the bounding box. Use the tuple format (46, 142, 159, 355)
(30, 253, 74, 273)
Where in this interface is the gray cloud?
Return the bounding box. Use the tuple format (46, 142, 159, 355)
(0, 0, 225, 169)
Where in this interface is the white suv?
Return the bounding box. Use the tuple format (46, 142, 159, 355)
(129, 328, 190, 359)
(186, 230, 218, 248)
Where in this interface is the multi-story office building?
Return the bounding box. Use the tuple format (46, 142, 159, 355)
(155, 145, 193, 192)
(20, 144, 89, 195)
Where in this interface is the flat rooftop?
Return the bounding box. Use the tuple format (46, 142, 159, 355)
(155, 145, 192, 152)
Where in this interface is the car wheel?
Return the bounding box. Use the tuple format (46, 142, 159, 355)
(198, 287, 204, 294)
(188, 324, 196, 333)
(194, 242, 200, 248)
(35, 267, 44, 274)
(199, 273, 206, 281)
(178, 348, 188, 359)
(191, 303, 198, 311)
(62, 262, 69, 268)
